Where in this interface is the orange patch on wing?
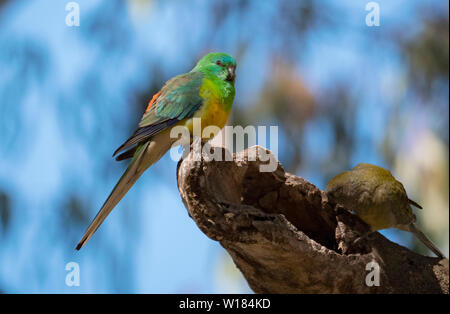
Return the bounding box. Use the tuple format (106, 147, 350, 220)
(145, 91, 162, 112)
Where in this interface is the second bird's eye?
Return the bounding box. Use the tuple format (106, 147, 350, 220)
(216, 60, 224, 66)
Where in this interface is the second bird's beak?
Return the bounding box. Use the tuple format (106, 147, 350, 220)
(226, 65, 236, 82)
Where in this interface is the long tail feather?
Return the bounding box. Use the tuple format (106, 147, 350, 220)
(408, 223, 445, 258)
(76, 142, 150, 250)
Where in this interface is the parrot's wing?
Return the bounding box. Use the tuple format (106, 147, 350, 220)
(113, 71, 204, 158)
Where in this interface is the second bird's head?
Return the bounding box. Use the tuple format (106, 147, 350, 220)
(193, 52, 236, 84)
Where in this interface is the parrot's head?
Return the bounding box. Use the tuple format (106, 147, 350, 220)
(193, 52, 237, 84)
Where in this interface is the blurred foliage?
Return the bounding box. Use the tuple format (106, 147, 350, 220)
(60, 195, 90, 246)
(402, 14, 449, 101)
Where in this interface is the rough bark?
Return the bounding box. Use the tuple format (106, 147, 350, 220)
(176, 144, 449, 294)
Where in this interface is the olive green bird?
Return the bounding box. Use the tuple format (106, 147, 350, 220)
(326, 163, 445, 258)
(76, 52, 236, 250)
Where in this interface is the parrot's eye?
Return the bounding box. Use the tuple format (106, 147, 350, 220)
(216, 60, 224, 67)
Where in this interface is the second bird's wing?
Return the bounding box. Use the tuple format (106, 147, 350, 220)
(113, 71, 205, 158)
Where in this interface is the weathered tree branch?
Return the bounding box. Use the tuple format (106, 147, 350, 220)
(177, 145, 449, 293)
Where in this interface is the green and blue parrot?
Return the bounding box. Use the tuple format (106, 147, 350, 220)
(76, 52, 236, 250)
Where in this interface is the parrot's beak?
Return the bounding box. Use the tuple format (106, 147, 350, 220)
(226, 65, 235, 82)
